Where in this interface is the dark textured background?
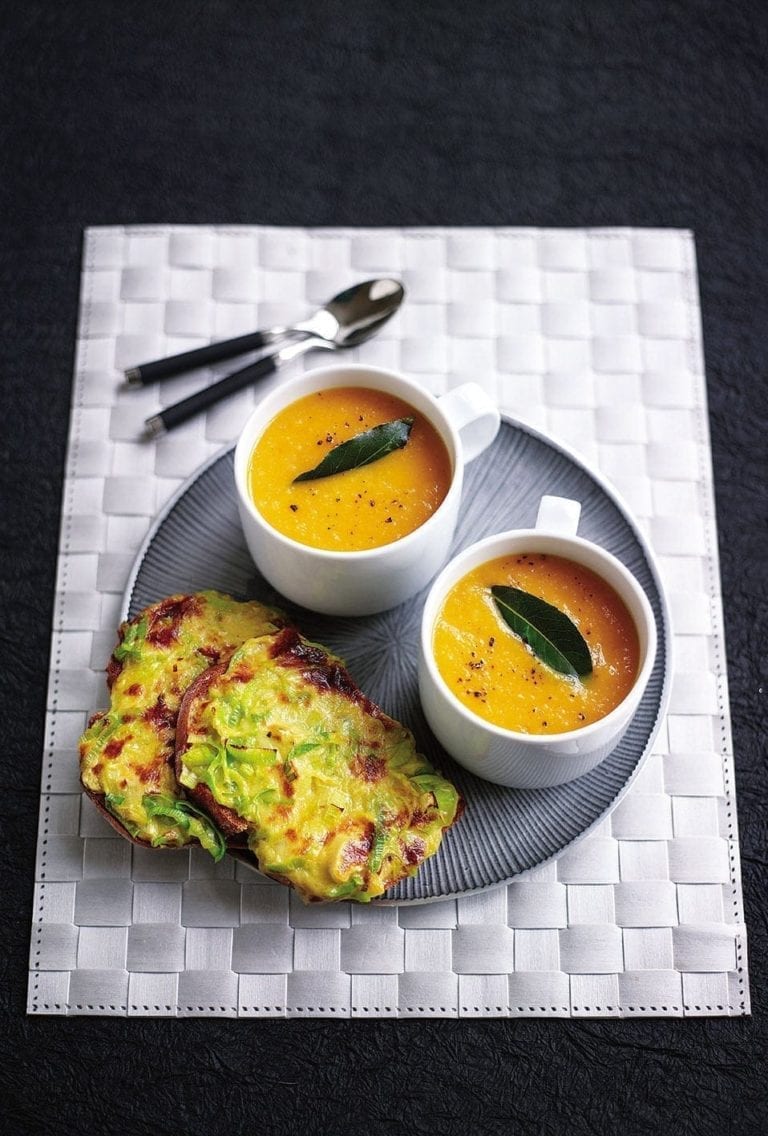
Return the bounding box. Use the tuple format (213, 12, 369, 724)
(1, 2, 766, 1132)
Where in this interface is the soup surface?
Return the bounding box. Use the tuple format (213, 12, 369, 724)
(432, 552, 641, 734)
(248, 386, 452, 551)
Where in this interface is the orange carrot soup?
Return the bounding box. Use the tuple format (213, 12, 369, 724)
(248, 387, 452, 551)
(433, 553, 641, 734)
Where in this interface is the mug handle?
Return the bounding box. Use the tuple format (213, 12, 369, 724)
(437, 382, 501, 463)
(535, 495, 581, 536)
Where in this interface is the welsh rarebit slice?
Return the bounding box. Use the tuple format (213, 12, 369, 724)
(79, 591, 284, 854)
(176, 626, 462, 902)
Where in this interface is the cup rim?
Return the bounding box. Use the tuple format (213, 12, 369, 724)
(420, 527, 659, 747)
(234, 363, 465, 563)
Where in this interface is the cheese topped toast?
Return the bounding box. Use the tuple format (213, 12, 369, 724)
(176, 626, 461, 902)
(79, 591, 284, 854)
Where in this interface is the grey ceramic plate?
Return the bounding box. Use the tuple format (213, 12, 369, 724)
(124, 417, 671, 903)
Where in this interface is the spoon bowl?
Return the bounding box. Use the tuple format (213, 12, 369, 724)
(292, 279, 405, 347)
(280, 307, 403, 366)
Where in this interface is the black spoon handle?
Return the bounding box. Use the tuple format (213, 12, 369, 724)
(144, 352, 280, 436)
(126, 329, 273, 385)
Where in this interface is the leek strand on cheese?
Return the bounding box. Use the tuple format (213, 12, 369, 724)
(410, 774, 460, 818)
(112, 616, 148, 663)
(368, 821, 387, 873)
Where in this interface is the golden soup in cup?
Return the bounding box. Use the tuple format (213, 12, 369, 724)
(432, 552, 641, 735)
(247, 386, 452, 552)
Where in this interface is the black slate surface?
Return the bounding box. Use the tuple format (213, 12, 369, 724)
(1, 2, 766, 1133)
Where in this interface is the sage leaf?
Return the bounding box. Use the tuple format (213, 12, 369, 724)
(490, 585, 593, 678)
(293, 416, 414, 482)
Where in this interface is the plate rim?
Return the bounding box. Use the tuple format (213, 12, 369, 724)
(121, 413, 673, 903)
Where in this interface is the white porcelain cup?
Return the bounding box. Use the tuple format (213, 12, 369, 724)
(418, 495, 658, 788)
(234, 364, 501, 616)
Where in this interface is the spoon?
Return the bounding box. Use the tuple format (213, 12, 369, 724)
(127, 278, 404, 387)
(143, 279, 405, 437)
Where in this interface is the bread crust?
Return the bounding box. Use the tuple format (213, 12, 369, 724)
(81, 783, 156, 847)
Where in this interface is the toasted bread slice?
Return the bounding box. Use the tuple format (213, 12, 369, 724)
(79, 591, 285, 853)
(176, 626, 462, 902)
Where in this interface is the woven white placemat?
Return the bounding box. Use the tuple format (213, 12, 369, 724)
(29, 225, 749, 1018)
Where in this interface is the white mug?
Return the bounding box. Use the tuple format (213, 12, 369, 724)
(234, 364, 501, 616)
(418, 495, 658, 788)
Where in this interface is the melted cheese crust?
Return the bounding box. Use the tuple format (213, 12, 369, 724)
(178, 631, 460, 902)
(79, 592, 282, 850)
